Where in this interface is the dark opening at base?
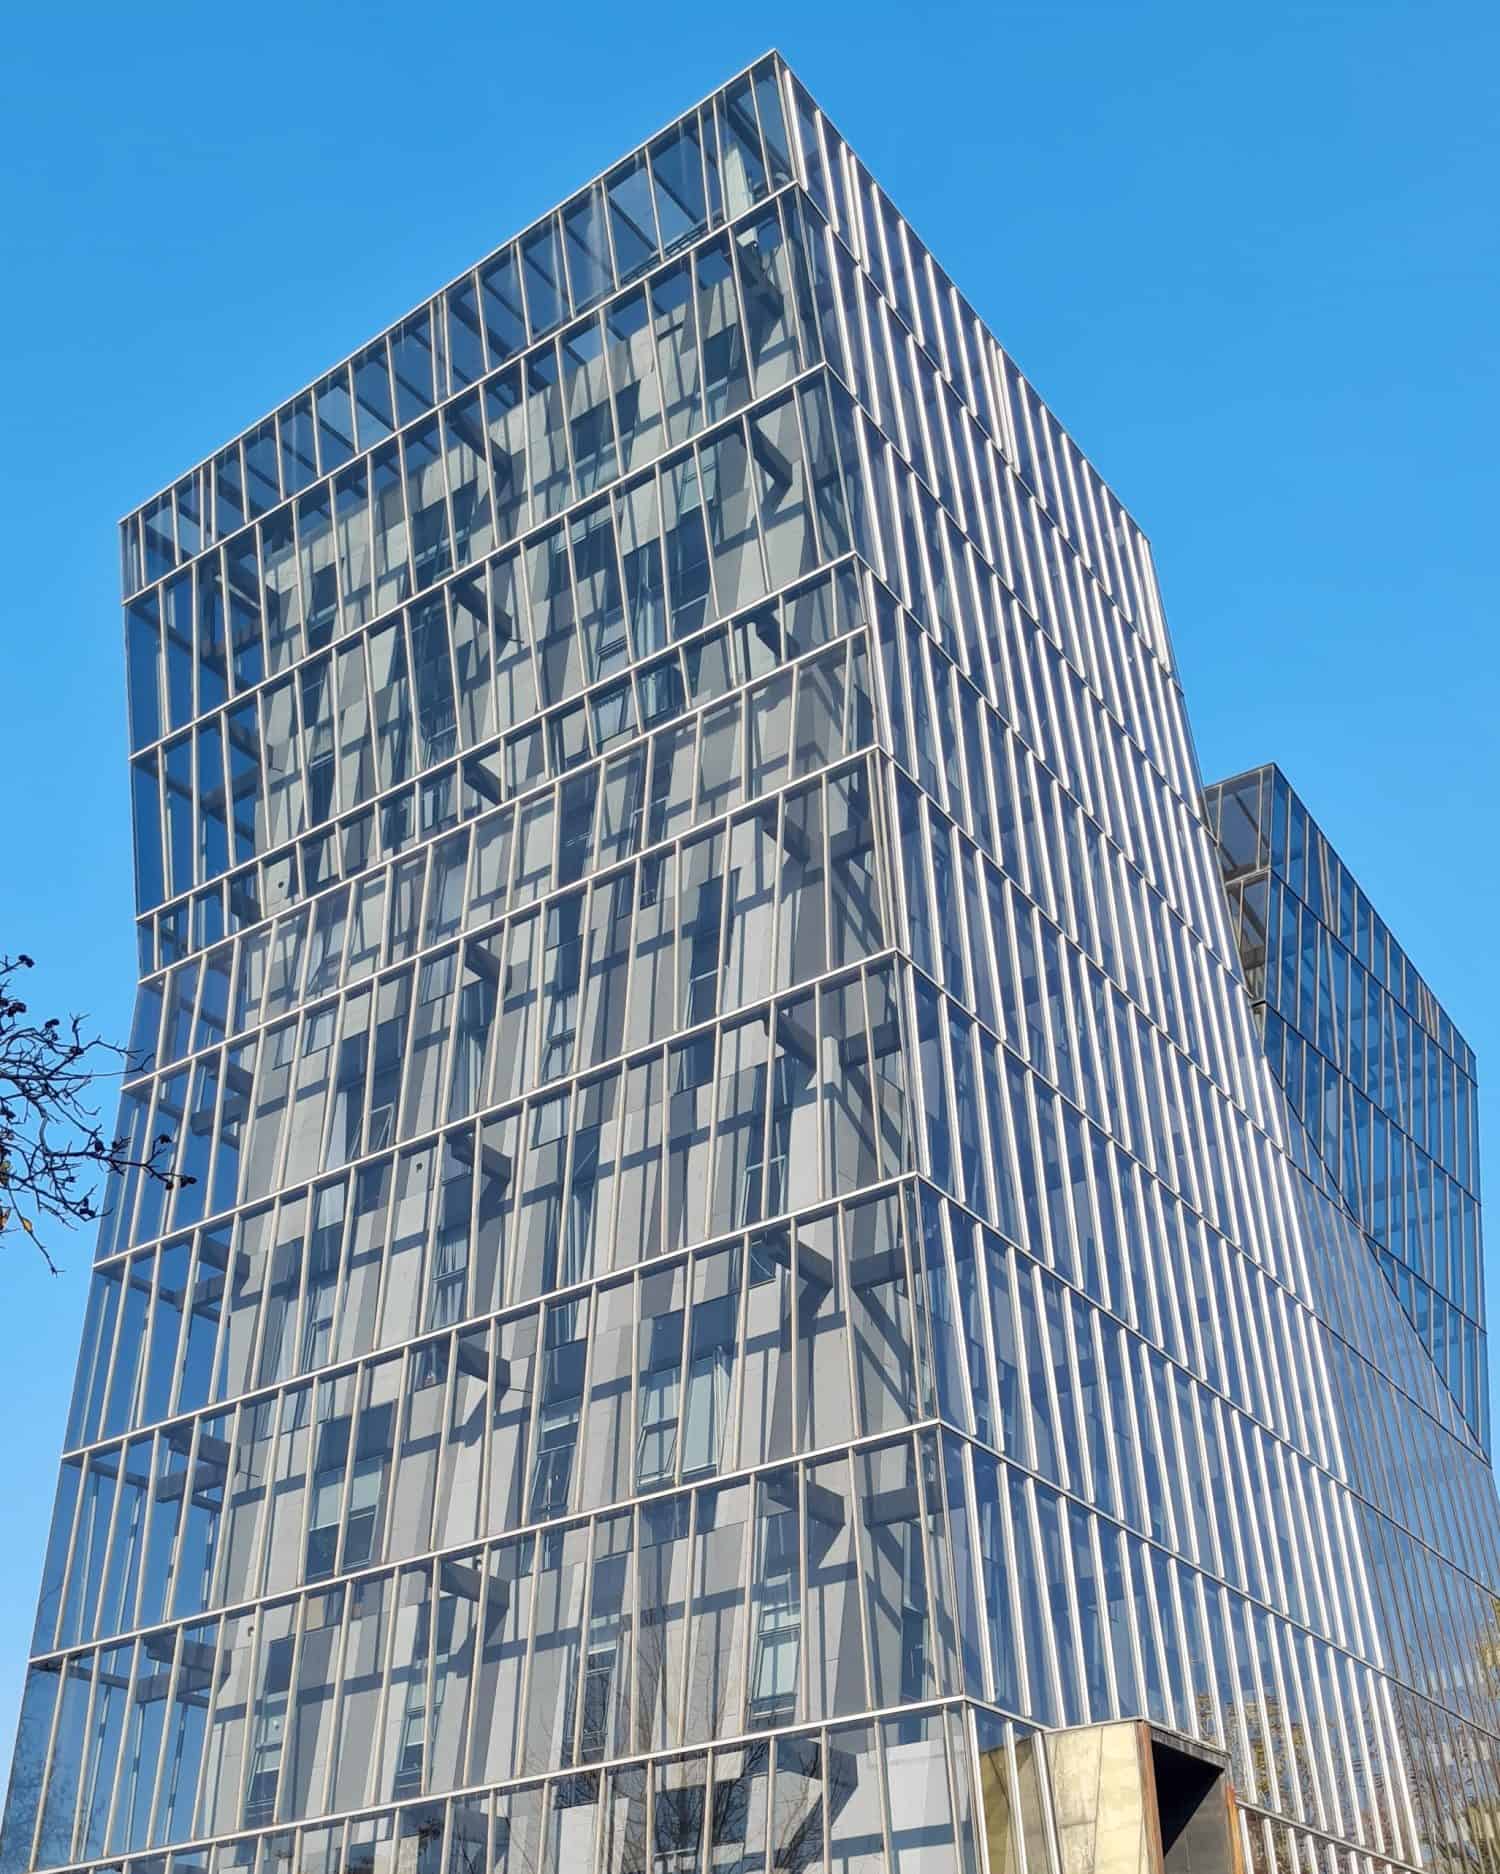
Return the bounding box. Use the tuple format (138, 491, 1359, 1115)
(1151, 1735, 1231, 1874)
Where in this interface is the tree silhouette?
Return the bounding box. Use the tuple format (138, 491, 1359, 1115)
(0, 952, 189, 1270)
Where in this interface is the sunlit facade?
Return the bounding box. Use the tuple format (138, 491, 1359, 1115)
(3, 52, 1497, 1874)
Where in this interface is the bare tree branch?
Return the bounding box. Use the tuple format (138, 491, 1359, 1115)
(0, 952, 191, 1272)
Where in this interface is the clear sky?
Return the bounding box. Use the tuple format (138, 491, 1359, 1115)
(1, 0, 1496, 1771)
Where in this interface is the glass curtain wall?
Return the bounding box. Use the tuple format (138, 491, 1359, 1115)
(5, 51, 1499, 1874)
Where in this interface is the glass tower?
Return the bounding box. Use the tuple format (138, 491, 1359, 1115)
(5, 52, 1498, 1874)
(1203, 764, 1486, 1448)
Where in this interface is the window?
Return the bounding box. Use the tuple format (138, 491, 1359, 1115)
(653, 1783, 706, 1873)
(680, 1346, 731, 1477)
(244, 1632, 293, 1823)
(343, 1445, 386, 1569)
(576, 1643, 616, 1763)
(898, 1523, 929, 1704)
(427, 1231, 468, 1330)
(637, 1363, 680, 1487)
(686, 914, 721, 1024)
(749, 1573, 800, 1725)
(392, 1703, 426, 1798)
(305, 1415, 350, 1579)
(245, 1706, 285, 1824)
(749, 1503, 800, 1725)
(529, 1407, 578, 1519)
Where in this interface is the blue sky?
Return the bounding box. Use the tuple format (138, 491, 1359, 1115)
(1, 0, 1496, 1766)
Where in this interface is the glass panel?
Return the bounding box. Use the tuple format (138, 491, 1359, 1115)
(651, 121, 708, 255)
(606, 154, 660, 282)
(391, 310, 435, 423)
(563, 185, 613, 312)
(521, 216, 568, 336)
(479, 247, 526, 362)
(446, 275, 486, 389)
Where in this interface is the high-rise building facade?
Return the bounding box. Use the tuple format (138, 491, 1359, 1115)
(1203, 764, 1486, 1449)
(4, 51, 1497, 1874)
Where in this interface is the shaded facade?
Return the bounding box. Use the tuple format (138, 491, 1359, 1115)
(3, 51, 1497, 1874)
